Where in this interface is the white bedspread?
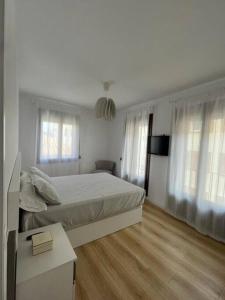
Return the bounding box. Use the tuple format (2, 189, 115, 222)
(20, 173, 145, 231)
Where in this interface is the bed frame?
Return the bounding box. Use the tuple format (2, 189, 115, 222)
(67, 205, 143, 248)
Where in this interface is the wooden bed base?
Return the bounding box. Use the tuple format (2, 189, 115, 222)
(67, 206, 143, 248)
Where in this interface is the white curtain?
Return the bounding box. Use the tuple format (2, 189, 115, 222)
(168, 91, 225, 242)
(121, 108, 152, 187)
(36, 109, 80, 176)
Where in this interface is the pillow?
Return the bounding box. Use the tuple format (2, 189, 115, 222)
(31, 174, 61, 205)
(20, 171, 31, 183)
(19, 173, 47, 212)
(30, 167, 51, 183)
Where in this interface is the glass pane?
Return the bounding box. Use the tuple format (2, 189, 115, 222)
(62, 123, 73, 159)
(183, 118, 201, 197)
(137, 123, 148, 178)
(40, 121, 59, 160)
(204, 118, 225, 204)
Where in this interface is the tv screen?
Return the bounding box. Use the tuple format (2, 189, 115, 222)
(148, 135, 170, 156)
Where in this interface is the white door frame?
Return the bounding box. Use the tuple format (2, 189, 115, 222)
(1, 1, 17, 299)
(0, 1, 5, 299)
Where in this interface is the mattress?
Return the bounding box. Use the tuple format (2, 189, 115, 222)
(20, 173, 145, 232)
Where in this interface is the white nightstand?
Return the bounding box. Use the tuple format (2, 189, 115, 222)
(16, 223, 77, 300)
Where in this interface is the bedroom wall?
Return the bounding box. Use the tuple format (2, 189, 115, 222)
(108, 77, 225, 210)
(148, 101, 172, 208)
(1, 1, 18, 299)
(108, 101, 172, 209)
(19, 92, 110, 176)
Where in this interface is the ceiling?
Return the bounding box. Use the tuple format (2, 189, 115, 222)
(16, 0, 225, 109)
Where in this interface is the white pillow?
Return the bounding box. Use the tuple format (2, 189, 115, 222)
(19, 173, 47, 212)
(30, 167, 51, 183)
(31, 174, 61, 205)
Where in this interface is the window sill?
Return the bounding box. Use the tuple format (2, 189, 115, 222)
(37, 157, 81, 164)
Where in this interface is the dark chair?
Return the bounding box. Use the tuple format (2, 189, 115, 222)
(93, 160, 116, 175)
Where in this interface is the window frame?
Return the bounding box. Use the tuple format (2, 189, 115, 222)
(172, 103, 225, 206)
(37, 109, 80, 164)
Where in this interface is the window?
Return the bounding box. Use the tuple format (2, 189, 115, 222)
(205, 117, 225, 204)
(121, 110, 150, 187)
(168, 97, 225, 242)
(169, 100, 225, 206)
(183, 117, 202, 197)
(138, 123, 149, 178)
(182, 116, 225, 205)
(38, 109, 79, 163)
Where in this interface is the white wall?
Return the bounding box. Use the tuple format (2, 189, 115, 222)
(1, 1, 18, 299)
(19, 92, 110, 176)
(108, 111, 125, 177)
(148, 101, 172, 208)
(108, 101, 172, 208)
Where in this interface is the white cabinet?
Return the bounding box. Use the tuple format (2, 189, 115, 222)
(16, 223, 77, 300)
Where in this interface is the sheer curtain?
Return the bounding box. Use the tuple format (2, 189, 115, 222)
(37, 109, 80, 176)
(121, 108, 152, 187)
(168, 91, 225, 242)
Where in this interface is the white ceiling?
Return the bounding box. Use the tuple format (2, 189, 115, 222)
(16, 0, 225, 109)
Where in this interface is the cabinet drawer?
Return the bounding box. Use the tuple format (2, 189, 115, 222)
(17, 262, 74, 300)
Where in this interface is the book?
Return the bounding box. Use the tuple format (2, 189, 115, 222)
(33, 243, 53, 256)
(32, 231, 53, 256)
(32, 231, 53, 247)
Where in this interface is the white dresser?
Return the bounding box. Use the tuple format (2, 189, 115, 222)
(16, 223, 77, 300)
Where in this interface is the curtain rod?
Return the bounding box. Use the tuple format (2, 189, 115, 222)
(170, 86, 225, 104)
(20, 90, 91, 111)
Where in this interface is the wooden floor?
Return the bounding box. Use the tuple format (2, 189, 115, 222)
(74, 202, 225, 300)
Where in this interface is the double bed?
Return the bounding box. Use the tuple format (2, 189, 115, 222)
(20, 173, 145, 247)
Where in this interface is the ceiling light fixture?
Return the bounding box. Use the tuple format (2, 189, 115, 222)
(95, 81, 116, 121)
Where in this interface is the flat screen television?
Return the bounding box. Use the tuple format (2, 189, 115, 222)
(148, 135, 170, 156)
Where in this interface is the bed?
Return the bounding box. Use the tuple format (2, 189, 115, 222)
(20, 173, 145, 247)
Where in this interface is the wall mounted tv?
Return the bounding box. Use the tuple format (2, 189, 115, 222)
(148, 135, 170, 156)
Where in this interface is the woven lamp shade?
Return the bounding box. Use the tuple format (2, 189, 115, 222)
(95, 97, 116, 120)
